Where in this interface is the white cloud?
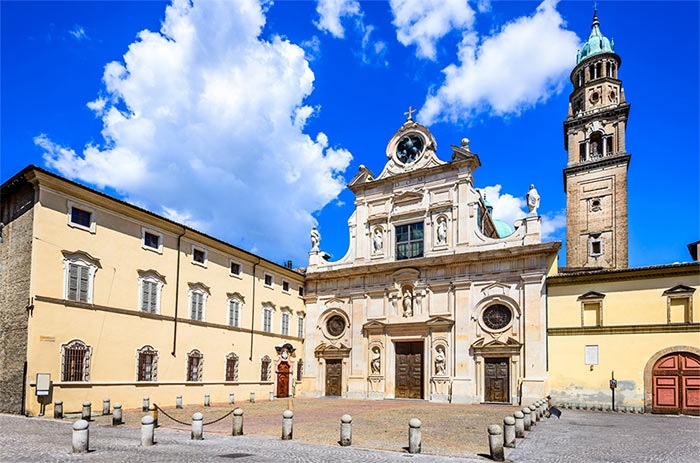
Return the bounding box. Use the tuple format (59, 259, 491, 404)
(69, 25, 89, 41)
(37, 0, 352, 263)
(390, 0, 475, 60)
(476, 0, 491, 14)
(300, 35, 322, 61)
(419, 0, 580, 124)
(314, 0, 362, 38)
(479, 184, 565, 240)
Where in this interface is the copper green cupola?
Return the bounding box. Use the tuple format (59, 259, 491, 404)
(577, 9, 615, 64)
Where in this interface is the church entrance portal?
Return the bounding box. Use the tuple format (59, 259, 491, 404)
(395, 342, 423, 399)
(325, 359, 342, 396)
(276, 361, 290, 398)
(484, 357, 509, 403)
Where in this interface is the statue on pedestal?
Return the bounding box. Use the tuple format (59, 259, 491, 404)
(435, 345, 446, 376)
(526, 184, 540, 217)
(371, 347, 381, 375)
(310, 226, 320, 251)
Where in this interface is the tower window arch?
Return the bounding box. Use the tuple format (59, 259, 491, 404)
(590, 131, 604, 157)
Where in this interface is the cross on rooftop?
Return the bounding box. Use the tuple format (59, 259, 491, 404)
(404, 106, 416, 121)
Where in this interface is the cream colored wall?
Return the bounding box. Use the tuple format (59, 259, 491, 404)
(547, 272, 700, 408)
(24, 178, 305, 415)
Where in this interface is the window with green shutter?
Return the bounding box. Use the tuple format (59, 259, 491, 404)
(68, 263, 90, 302)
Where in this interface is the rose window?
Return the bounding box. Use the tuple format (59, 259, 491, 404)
(482, 304, 512, 330)
(326, 315, 346, 337)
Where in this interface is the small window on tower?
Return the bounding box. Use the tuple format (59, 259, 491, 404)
(589, 240, 602, 257)
(591, 198, 602, 212)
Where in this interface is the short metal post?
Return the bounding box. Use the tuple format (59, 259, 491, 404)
(112, 403, 122, 426)
(522, 407, 531, 431)
(232, 408, 244, 436)
(102, 398, 110, 415)
(504, 416, 516, 448)
(488, 424, 504, 462)
(152, 404, 158, 427)
(229, 392, 235, 405)
(191, 412, 203, 440)
(282, 410, 293, 440)
(176, 395, 183, 409)
(270, 391, 274, 402)
(340, 414, 352, 446)
(408, 418, 421, 454)
(54, 400, 63, 419)
(204, 393, 210, 407)
(250, 392, 255, 403)
(143, 396, 150, 412)
(72, 420, 89, 453)
(81, 401, 91, 421)
(513, 411, 524, 438)
(141, 415, 155, 446)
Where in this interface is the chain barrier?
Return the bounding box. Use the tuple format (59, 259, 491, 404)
(153, 404, 236, 427)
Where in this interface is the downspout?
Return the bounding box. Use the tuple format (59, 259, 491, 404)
(171, 228, 186, 356)
(249, 258, 260, 361)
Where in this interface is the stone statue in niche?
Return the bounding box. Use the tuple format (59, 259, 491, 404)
(526, 184, 540, 217)
(310, 226, 320, 251)
(373, 228, 383, 253)
(436, 217, 447, 244)
(402, 289, 413, 317)
(370, 347, 381, 375)
(434, 345, 446, 376)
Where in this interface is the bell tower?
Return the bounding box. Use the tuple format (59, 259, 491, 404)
(563, 8, 629, 269)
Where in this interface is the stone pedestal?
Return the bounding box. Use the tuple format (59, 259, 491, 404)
(367, 376, 384, 400)
(430, 377, 451, 403)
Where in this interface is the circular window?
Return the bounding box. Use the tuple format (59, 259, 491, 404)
(609, 91, 616, 101)
(482, 304, 512, 331)
(395, 133, 425, 164)
(326, 315, 346, 337)
(591, 92, 599, 103)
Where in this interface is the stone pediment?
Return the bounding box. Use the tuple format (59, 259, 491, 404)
(314, 342, 351, 358)
(426, 316, 454, 328)
(392, 190, 423, 203)
(480, 282, 510, 296)
(392, 268, 420, 281)
(362, 320, 387, 330)
(662, 285, 696, 295)
(348, 165, 375, 189)
(471, 337, 522, 351)
(577, 291, 605, 300)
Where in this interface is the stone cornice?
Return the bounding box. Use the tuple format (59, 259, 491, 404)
(548, 323, 700, 336)
(547, 262, 700, 285)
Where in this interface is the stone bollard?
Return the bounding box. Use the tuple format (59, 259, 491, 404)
(191, 413, 203, 440)
(141, 415, 155, 446)
(250, 392, 255, 403)
(530, 406, 537, 426)
(504, 416, 516, 448)
(270, 391, 275, 402)
(102, 398, 110, 415)
(143, 396, 150, 412)
(229, 392, 235, 405)
(408, 418, 421, 454)
(54, 400, 63, 419)
(232, 408, 244, 436)
(282, 410, 294, 440)
(522, 407, 531, 431)
(340, 414, 352, 446)
(176, 395, 183, 409)
(204, 393, 211, 407)
(72, 419, 89, 453)
(81, 401, 92, 421)
(536, 402, 542, 421)
(487, 424, 504, 462)
(513, 411, 525, 438)
(112, 403, 123, 425)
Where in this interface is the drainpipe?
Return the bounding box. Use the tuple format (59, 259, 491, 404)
(249, 258, 260, 361)
(171, 228, 186, 356)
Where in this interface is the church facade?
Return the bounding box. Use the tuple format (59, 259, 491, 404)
(300, 118, 559, 405)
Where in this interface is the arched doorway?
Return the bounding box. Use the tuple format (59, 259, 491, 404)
(651, 352, 700, 415)
(276, 362, 290, 398)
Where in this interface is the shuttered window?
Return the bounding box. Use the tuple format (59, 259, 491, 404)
(229, 300, 240, 327)
(191, 292, 204, 321)
(225, 354, 239, 382)
(187, 352, 202, 381)
(140, 280, 158, 313)
(281, 312, 290, 336)
(297, 359, 303, 381)
(297, 317, 304, 338)
(67, 263, 90, 302)
(263, 308, 272, 332)
(260, 357, 271, 381)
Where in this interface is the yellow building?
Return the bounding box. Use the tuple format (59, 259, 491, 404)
(0, 165, 305, 416)
(547, 263, 700, 414)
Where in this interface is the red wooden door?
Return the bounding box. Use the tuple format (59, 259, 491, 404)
(652, 352, 700, 415)
(276, 362, 290, 398)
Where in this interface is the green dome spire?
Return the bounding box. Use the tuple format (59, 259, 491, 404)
(576, 8, 615, 64)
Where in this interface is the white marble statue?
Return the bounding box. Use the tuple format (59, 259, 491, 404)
(402, 289, 413, 317)
(436, 217, 447, 244)
(435, 345, 446, 376)
(526, 184, 540, 217)
(310, 226, 320, 251)
(373, 228, 383, 253)
(371, 347, 381, 375)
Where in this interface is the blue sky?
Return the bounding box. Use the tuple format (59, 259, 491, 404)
(2, 0, 698, 268)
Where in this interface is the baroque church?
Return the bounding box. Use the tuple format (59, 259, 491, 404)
(300, 114, 560, 405)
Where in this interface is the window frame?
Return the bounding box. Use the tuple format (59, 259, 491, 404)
(667, 296, 692, 324)
(263, 272, 274, 288)
(584, 345, 599, 365)
(229, 259, 242, 278)
(260, 355, 271, 382)
(191, 245, 208, 268)
(228, 295, 242, 328)
(60, 339, 92, 382)
(138, 270, 165, 314)
(141, 227, 163, 254)
(186, 349, 203, 382)
(136, 345, 158, 382)
(225, 352, 239, 382)
(395, 221, 424, 260)
(589, 238, 603, 257)
(62, 251, 100, 303)
(188, 283, 210, 322)
(282, 280, 290, 293)
(280, 309, 291, 336)
(297, 315, 305, 339)
(262, 304, 274, 333)
(67, 201, 96, 233)
(298, 286, 304, 298)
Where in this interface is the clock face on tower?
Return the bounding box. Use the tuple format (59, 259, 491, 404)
(395, 133, 425, 164)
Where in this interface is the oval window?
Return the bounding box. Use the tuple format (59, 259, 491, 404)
(482, 304, 512, 331)
(326, 315, 346, 337)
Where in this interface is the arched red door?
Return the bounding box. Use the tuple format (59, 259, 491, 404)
(652, 352, 700, 415)
(276, 362, 290, 398)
